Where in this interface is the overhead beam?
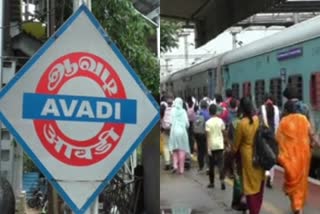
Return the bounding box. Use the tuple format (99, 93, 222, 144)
(194, 0, 285, 47)
(234, 12, 320, 28)
(161, 0, 320, 47)
(147, 7, 160, 21)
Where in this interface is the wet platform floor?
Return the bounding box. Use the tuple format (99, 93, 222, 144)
(160, 162, 320, 214)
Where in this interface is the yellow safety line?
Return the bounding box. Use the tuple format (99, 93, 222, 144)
(225, 178, 283, 214)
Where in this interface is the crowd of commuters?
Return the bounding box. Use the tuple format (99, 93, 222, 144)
(160, 86, 320, 214)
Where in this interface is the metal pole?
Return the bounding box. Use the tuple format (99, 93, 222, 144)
(24, 0, 29, 21)
(165, 59, 170, 75)
(231, 32, 237, 49)
(71, 0, 97, 211)
(156, 16, 160, 59)
(49, 0, 56, 36)
(293, 13, 299, 24)
(0, 0, 4, 179)
(46, 0, 50, 38)
(184, 34, 188, 67)
(73, 0, 91, 11)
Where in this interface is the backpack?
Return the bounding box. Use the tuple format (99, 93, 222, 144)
(161, 105, 172, 130)
(187, 103, 196, 122)
(193, 113, 206, 134)
(253, 119, 279, 171)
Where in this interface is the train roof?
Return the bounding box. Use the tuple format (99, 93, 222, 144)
(161, 15, 320, 84)
(223, 14, 320, 65)
(169, 54, 224, 81)
(160, 75, 170, 84)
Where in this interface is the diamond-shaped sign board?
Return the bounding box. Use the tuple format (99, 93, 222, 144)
(0, 4, 159, 213)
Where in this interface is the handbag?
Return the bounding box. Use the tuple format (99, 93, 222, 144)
(253, 117, 279, 171)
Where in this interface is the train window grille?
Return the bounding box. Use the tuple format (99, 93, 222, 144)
(187, 88, 192, 97)
(255, 80, 265, 107)
(198, 88, 201, 100)
(288, 75, 303, 101)
(232, 83, 240, 99)
(203, 86, 207, 97)
(311, 73, 320, 109)
(242, 82, 251, 97)
(270, 78, 282, 107)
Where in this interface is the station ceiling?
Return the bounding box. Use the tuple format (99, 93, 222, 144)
(161, 0, 320, 47)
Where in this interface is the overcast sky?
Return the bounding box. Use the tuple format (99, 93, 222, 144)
(160, 27, 285, 77)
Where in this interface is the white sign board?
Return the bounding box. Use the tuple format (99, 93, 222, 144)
(0, 5, 159, 213)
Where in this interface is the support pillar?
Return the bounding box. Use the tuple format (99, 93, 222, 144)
(142, 122, 160, 214)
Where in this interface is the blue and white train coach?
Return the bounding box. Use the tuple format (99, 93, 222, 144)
(161, 15, 320, 178)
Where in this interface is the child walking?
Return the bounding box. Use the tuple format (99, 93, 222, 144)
(205, 104, 226, 189)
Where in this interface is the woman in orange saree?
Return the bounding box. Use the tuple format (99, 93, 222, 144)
(276, 100, 311, 214)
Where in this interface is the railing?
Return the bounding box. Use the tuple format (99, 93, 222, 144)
(99, 173, 143, 214)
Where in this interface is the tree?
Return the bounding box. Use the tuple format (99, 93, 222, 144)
(33, 0, 160, 94)
(92, 0, 159, 94)
(160, 19, 181, 53)
(23, 152, 40, 173)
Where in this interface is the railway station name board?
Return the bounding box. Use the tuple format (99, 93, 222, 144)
(277, 47, 303, 61)
(0, 4, 158, 214)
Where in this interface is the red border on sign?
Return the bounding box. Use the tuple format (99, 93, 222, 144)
(34, 52, 126, 166)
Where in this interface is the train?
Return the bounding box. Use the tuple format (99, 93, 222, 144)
(160, 15, 320, 179)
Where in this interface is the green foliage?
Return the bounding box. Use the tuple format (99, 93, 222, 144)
(33, 0, 160, 94)
(11, 140, 17, 148)
(92, 0, 159, 94)
(23, 152, 40, 173)
(160, 19, 181, 53)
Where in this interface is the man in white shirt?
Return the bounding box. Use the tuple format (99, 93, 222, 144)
(206, 104, 226, 190)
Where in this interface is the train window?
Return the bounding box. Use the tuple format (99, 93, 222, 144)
(193, 88, 196, 97)
(255, 80, 265, 107)
(203, 86, 207, 97)
(242, 82, 251, 97)
(186, 88, 192, 97)
(288, 75, 303, 101)
(231, 83, 240, 99)
(198, 88, 201, 99)
(270, 78, 282, 107)
(311, 73, 320, 109)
